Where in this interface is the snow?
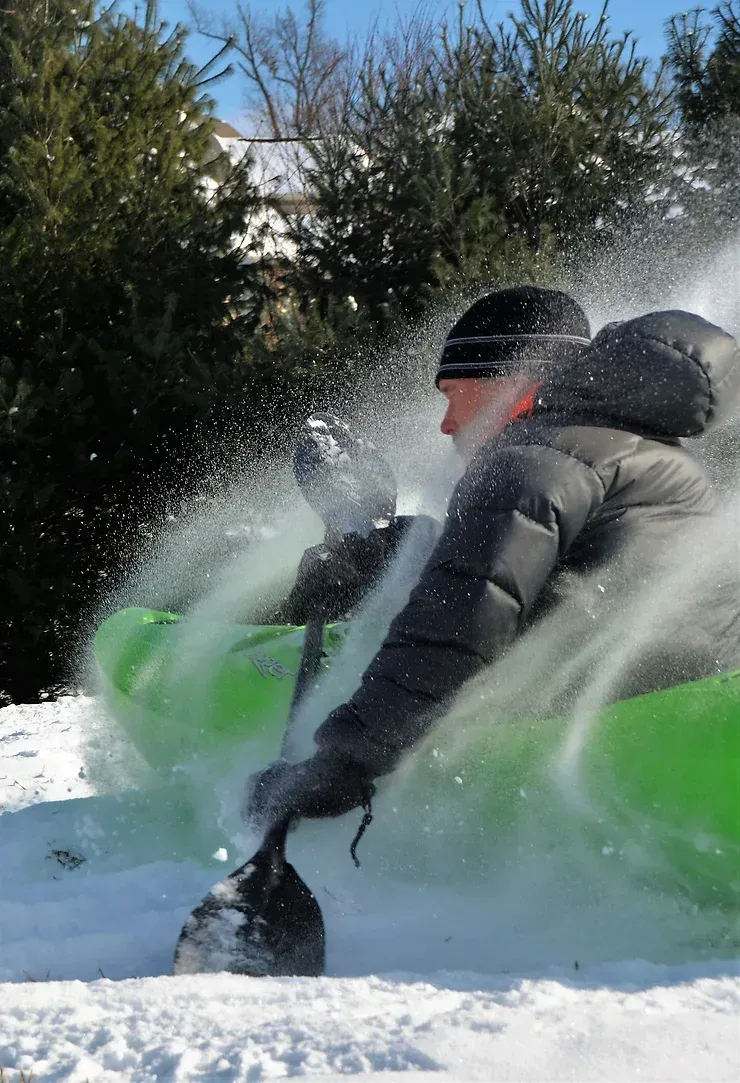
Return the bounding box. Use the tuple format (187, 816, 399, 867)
(3, 965, 739, 1082)
(0, 697, 94, 814)
(1, 695, 739, 1082)
(200, 129, 309, 263)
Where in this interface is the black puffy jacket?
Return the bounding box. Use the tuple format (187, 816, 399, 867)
(315, 311, 740, 779)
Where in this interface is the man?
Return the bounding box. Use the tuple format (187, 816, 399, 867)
(284, 287, 587, 624)
(246, 285, 740, 829)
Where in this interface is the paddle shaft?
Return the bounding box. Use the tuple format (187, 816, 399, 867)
(278, 519, 359, 761)
(280, 617, 325, 761)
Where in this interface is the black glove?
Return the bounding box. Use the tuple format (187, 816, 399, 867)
(243, 752, 375, 831)
(281, 515, 439, 624)
(283, 531, 388, 623)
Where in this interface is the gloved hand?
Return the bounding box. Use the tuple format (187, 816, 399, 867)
(283, 531, 388, 623)
(243, 752, 375, 832)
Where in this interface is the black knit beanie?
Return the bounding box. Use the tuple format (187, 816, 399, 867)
(436, 286, 591, 386)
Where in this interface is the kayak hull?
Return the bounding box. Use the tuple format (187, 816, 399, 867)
(94, 608, 740, 912)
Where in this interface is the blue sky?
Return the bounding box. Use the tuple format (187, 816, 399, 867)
(153, 0, 685, 126)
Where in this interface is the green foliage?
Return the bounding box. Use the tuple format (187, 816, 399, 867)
(667, 2, 740, 127)
(278, 0, 673, 325)
(662, 3, 740, 246)
(0, 0, 269, 700)
(438, 0, 671, 250)
(281, 37, 440, 322)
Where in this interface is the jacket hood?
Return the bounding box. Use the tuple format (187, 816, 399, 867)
(537, 310, 740, 438)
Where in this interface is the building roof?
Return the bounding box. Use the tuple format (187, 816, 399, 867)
(212, 120, 244, 140)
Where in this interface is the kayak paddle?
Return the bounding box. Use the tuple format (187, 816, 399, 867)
(172, 618, 327, 976)
(172, 414, 397, 976)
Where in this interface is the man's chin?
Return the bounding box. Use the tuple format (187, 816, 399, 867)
(452, 429, 481, 462)
(450, 432, 468, 460)
(454, 416, 509, 461)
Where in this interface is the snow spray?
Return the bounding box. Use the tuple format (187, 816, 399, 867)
(274, 243, 740, 975)
(83, 235, 740, 975)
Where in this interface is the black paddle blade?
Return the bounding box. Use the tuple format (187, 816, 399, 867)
(293, 413, 397, 534)
(173, 841, 325, 977)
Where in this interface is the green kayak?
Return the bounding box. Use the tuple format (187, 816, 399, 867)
(94, 606, 740, 912)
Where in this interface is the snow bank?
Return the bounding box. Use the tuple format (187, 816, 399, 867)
(1, 697, 739, 1082)
(2, 963, 739, 1082)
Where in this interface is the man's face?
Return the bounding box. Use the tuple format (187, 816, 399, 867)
(439, 375, 535, 459)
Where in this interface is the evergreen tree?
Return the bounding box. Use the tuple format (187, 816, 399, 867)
(668, 2, 740, 127)
(287, 28, 443, 324)
(250, 0, 673, 325)
(0, 0, 269, 700)
(432, 0, 671, 258)
(663, 3, 740, 248)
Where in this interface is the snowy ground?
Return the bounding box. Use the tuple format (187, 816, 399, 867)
(0, 696, 95, 814)
(1, 695, 738, 1082)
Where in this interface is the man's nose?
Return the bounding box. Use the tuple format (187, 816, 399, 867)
(441, 408, 457, 436)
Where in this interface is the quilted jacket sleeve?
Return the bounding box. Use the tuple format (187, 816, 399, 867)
(313, 441, 605, 778)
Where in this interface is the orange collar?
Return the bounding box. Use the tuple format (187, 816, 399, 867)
(509, 385, 538, 423)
